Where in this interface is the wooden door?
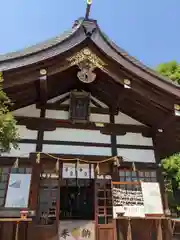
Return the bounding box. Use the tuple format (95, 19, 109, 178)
(95, 179, 116, 240)
(97, 225, 115, 240)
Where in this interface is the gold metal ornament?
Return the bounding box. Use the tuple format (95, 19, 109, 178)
(174, 104, 180, 111)
(67, 48, 107, 83)
(40, 69, 47, 76)
(87, 0, 92, 4)
(124, 78, 131, 89)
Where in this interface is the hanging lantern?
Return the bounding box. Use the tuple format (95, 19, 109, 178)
(36, 152, 41, 164)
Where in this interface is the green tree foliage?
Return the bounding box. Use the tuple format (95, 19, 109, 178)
(162, 154, 180, 214)
(0, 72, 19, 153)
(156, 61, 180, 85)
(156, 61, 180, 214)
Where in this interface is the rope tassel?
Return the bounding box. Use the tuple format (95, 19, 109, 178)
(132, 162, 136, 172)
(13, 158, 19, 168)
(36, 152, 41, 164)
(95, 163, 100, 175)
(56, 159, 60, 173)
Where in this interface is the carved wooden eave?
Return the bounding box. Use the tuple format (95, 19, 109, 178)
(0, 17, 180, 158)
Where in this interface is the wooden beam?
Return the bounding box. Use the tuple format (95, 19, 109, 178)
(39, 103, 111, 114)
(15, 115, 151, 136)
(102, 66, 175, 111)
(0, 218, 32, 222)
(90, 98, 103, 108)
(39, 69, 48, 105)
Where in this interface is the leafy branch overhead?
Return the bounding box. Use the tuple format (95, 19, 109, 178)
(156, 61, 180, 85)
(0, 72, 19, 153)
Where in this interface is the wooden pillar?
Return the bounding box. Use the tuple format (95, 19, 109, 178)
(127, 219, 132, 240)
(29, 154, 41, 211)
(15, 222, 19, 240)
(153, 137, 169, 212)
(164, 218, 173, 240)
(157, 219, 163, 240)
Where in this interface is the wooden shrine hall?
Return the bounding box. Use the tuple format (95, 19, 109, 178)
(0, 2, 180, 240)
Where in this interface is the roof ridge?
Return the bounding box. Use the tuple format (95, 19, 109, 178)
(0, 18, 84, 63)
(100, 30, 180, 89)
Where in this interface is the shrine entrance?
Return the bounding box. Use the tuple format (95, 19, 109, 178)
(59, 179, 96, 240)
(60, 179, 95, 220)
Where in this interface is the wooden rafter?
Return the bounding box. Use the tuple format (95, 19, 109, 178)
(90, 98, 103, 108)
(39, 72, 47, 105)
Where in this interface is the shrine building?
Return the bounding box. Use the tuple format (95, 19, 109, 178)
(0, 3, 180, 240)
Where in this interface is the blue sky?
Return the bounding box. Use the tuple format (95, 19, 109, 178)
(0, 0, 179, 67)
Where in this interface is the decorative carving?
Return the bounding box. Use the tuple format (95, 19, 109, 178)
(67, 48, 107, 83)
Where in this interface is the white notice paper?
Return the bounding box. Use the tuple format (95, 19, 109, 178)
(5, 173, 31, 208)
(62, 163, 76, 178)
(77, 164, 91, 179)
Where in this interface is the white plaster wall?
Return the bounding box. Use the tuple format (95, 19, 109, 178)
(45, 110, 69, 119)
(42, 144, 111, 156)
(46, 109, 110, 123)
(17, 125, 38, 140)
(117, 148, 155, 163)
(2, 144, 36, 157)
(44, 128, 110, 143)
(13, 104, 40, 117)
(90, 113, 110, 123)
(116, 133, 153, 146)
(115, 111, 144, 125)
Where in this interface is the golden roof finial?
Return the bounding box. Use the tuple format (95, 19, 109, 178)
(85, 0, 92, 19)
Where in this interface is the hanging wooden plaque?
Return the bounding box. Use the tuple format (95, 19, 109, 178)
(69, 91, 90, 123)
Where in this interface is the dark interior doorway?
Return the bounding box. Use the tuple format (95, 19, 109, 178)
(60, 179, 94, 220)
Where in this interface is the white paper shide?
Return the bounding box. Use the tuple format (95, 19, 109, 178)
(62, 163, 94, 179)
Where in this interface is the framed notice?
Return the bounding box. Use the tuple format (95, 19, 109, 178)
(141, 182, 163, 215)
(5, 173, 31, 208)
